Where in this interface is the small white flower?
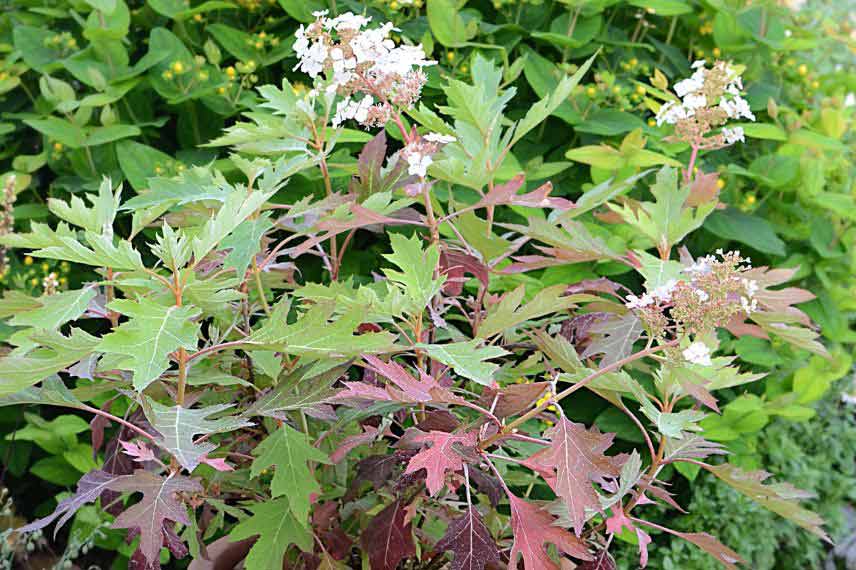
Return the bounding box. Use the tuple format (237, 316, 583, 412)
(685, 256, 714, 276)
(674, 75, 704, 98)
(682, 93, 707, 110)
(722, 126, 745, 144)
(694, 288, 709, 302)
(742, 278, 759, 297)
(740, 296, 758, 314)
(651, 279, 679, 303)
(683, 341, 712, 366)
(845, 93, 855, 108)
(625, 293, 655, 309)
(719, 95, 755, 121)
(424, 132, 456, 144)
(406, 152, 432, 177)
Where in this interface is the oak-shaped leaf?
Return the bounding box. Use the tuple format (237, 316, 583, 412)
(0, 328, 100, 397)
(335, 354, 459, 405)
(361, 499, 416, 570)
(508, 494, 592, 569)
(402, 430, 478, 495)
(477, 285, 580, 340)
(580, 312, 644, 367)
(435, 506, 500, 570)
(18, 469, 122, 536)
(108, 470, 202, 567)
(144, 399, 252, 472)
(229, 497, 313, 570)
(634, 517, 744, 569)
(419, 340, 508, 386)
(524, 418, 620, 535)
(98, 297, 201, 391)
(8, 286, 97, 330)
(349, 130, 414, 199)
(250, 424, 330, 523)
(705, 463, 828, 541)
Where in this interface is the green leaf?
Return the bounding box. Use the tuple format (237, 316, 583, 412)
(0, 222, 144, 270)
(9, 287, 97, 330)
(575, 110, 645, 136)
(144, 399, 252, 471)
(192, 185, 277, 263)
(704, 209, 787, 256)
(382, 233, 445, 314)
(251, 425, 330, 522)
(0, 329, 100, 396)
(276, 0, 325, 22)
(737, 122, 788, 141)
(247, 300, 395, 358)
(419, 340, 508, 386)
(116, 140, 176, 191)
(427, 0, 477, 47)
(627, 0, 692, 16)
(478, 285, 581, 339)
(613, 167, 715, 252)
(705, 463, 828, 541)
(511, 52, 597, 146)
(98, 298, 201, 391)
(221, 213, 274, 278)
(521, 47, 580, 125)
(47, 177, 120, 234)
(229, 498, 313, 570)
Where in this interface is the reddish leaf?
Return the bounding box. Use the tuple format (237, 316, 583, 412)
(336, 354, 459, 405)
(435, 506, 500, 570)
(330, 425, 380, 464)
(577, 551, 617, 570)
(477, 382, 550, 419)
(120, 440, 157, 463)
(109, 470, 202, 567)
(199, 455, 234, 471)
(524, 418, 619, 535)
(686, 171, 721, 207)
(440, 250, 489, 295)
(477, 174, 574, 210)
(508, 494, 592, 569)
(361, 499, 416, 570)
(403, 430, 479, 495)
(416, 409, 461, 433)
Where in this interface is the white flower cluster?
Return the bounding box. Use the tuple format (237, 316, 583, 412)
(401, 133, 456, 178)
(656, 60, 755, 145)
(683, 341, 713, 366)
(625, 279, 679, 309)
(293, 11, 435, 129)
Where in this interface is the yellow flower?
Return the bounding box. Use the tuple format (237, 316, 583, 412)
(24, 256, 33, 266)
(629, 57, 638, 67)
(30, 277, 39, 286)
(460, 65, 468, 74)
(811, 80, 820, 89)
(716, 178, 725, 189)
(635, 85, 646, 96)
(193, 13, 203, 22)
(258, 31, 267, 39)
(162, 70, 174, 80)
(745, 193, 756, 206)
(712, 47, 721, 58)
(586, 86, 597, 97)
(40, 263, 49, 273)
(797, 64, 808, 76)
(446, 51, 456, 62)
(53, 142, 63, 152)
(390, 0, 399, 8)
(225, 66, 237, 78)
(59, 277, 68, 285)
(254, 41, 264, 49)
(171, 61, 185, 74)
(217, 86, 227, 95)
(612, 86, 621, 94)
(647, 118, 656, 127)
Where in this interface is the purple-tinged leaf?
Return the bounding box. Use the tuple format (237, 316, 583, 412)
(109, 470, 202, 567)
(581, 312, 644, 367)
(18, 469, 121, 536)
(435, 506, 500, 570)
(361, 499, 416, 570)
